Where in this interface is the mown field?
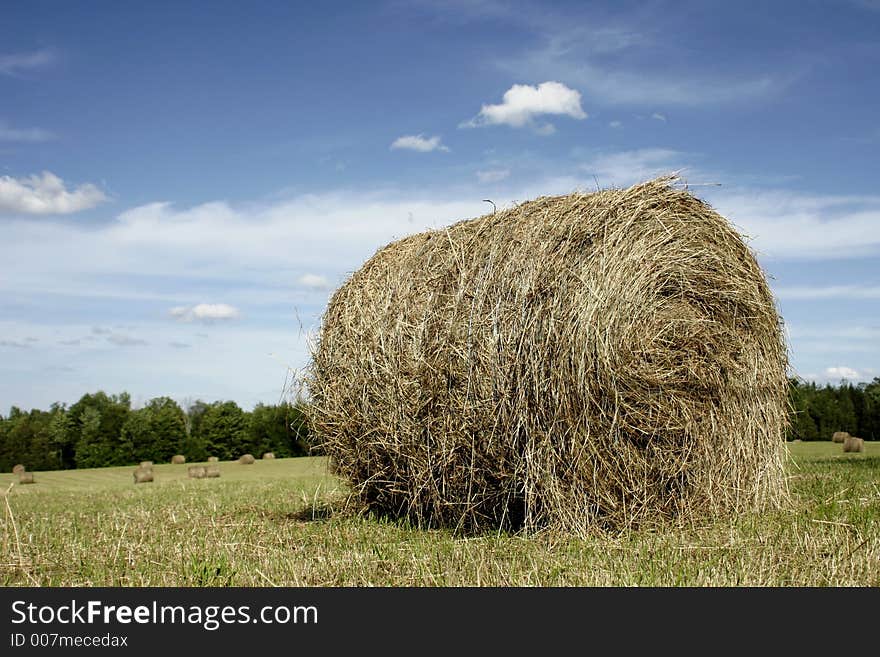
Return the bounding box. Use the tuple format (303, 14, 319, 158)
(1, 442, 878, 586)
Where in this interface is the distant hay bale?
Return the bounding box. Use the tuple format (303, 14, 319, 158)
(133, 468, 153, 484)
(205, 465, 221, 478)
(139, 461, 153, 468)
(832, 431, 849, 444)
(207, 456, 219, 463)
(12, 464, 25, 474)
(262, 452, 276, 460)
(793, 439, 802, 443)
(309, 176, 790, 534)
(171, 455, 186, 464)
(188, 465, 207, 479)
(18, 472, 35, 484)
(843, 436, 865, 453)
(238, 454, 255, 464)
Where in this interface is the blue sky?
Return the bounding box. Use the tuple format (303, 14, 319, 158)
(1, 0, 879, 411)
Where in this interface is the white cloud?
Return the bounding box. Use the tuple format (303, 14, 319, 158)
(106, 334, 148, 347)
(609, 120, 622, 128)
(824, 366, 861, 380)
(651, 112, 667, 122)
(390, 134, 450, 152)
(476, 169, 511, 183)
(0, 49, 54, 76)
(775, 285, 880, 300)
(461, 81, 587, 131)
(0, 121, 55, 142)
(0, 171, 107, 215)
(169, 303, 241, 323)
(580, 148, 684, 188)
(297, 273, 331, 289)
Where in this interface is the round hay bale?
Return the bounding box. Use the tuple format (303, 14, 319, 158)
(843, 436, 864, 453)
(12, 464, 25, 475)
(205, 465, 221, 478)
(133, 468, 153, 484)
(171, 454, 186, 464)
(832, 431, 849, 444)
(262, 452, 276, 460)
(18, 472, 35, 485)
(238, 454, 255, 465)
(207, 456, 219, 463)
(139, 461, 154, 468)
(188, 465, 207, 479)
(309, 177, 790, 533)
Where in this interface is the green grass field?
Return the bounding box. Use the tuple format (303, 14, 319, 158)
(2, 443, 878, 586)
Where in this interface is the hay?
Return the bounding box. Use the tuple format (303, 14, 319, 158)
(262, 452, 276, 460)
(171, 455, 186, 464)
(207, 456, 219, 463)
(18, 472, 35, 484)
(188, 465, 207, 479)
(239, 454, 255, 464)
(140, 461, 154, 468)
(12, 464, 25, 475)
(133, 468, 153, 484)
(843, 436, 864, 453)
(205, 465, 221, 478)
(832, 431, 849, 444)
(309, 176, 790, 534)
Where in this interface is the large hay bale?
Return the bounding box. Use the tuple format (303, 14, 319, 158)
(207, 456, 219, 463)
(133, 468, 153, 484)
(12, 464, 25, 475)
(832, 431, 849, 444)
(262, 452, 276, 460)
(140, 461, 154, 468)
(843, 436, 864, 453)
(171, 455, 186, 464)
(18, 472, 35, 484)
(309, 177, 790, 533)
(238, 454, 255, 464)
(188, 465, 207, 479)
(205, 465, 221, 478)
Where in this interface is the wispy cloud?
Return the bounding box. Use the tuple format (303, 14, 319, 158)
(651, 112, 667, 122)
(106, 334, 148, 347)
(0, 49, 54, 76)
(824, 366, 863, 380)
(169, 341, 191, 349)
(476, 169, 511, 183)
(390, 134, 450, 152)
(297, 273, 331, 290)
(0, 340, 31, 349)
(579, 148, 685, 188)
(608, 120, 622, 128)
(169, 303, 241, 323)
(460, 81, 587, 133)
(0, 121, 55, 143)
(0, 171, 107, 215)
(775, 285, 880, 300)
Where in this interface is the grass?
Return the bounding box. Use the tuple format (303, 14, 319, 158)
(1, 443, 878, 586)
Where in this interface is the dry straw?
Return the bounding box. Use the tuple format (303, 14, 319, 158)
(205, 465, 221, 478)
(133, 468, 153, 484)
(309, 176, 790, 534)
(18, 472, 35, 485)
(188, 465, 207, 479)
(843, 436, 864, 453)
(239, 454, 255, 464)
(207, 456, 219, 463)
(832, 431, 849, 444)
(12, 464, 25, 475)
(140, 461, 154, 468)
(262, 452, 276, 460)
(171, 455, 186, 464)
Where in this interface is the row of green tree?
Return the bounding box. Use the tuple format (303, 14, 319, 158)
(0, 391, 311, 472)
(789, 378, 880, 441)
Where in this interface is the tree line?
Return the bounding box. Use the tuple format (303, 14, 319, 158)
(789, 377, 880, 442)
(0, 391, 311, 472)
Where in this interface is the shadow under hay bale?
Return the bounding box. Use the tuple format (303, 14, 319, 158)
(12, 464, 25, 475)
(207, 456, 219, 463)
(238, 454, 255, 464)
(19, 472, 35, 484)
(133, 468, 153, 484)
(843, 436, 864, 453)
(309, 176, 790, 534)
(188, 465, 207, 479)
(262, 452, 275, 460)
(171, 455, 186, 464)
(205, 465, 221, 478)
(832, 431, 849, 444)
